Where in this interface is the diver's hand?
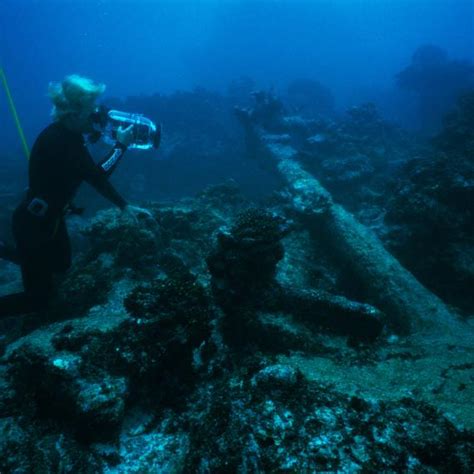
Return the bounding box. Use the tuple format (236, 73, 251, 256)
(122, 204, 154, 223)
(127, 205, 153, 218)
(116, 124, 134, 147)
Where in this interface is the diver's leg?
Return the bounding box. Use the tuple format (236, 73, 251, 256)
(51, 219, 72, 273)
(0, 292, 43, 318)
(0, 204, 55, 319)
(0, 257, 53, 318)
(0, 251, 54, 319)
(20, 254, 54, 311)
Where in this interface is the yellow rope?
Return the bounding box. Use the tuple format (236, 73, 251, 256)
(0, 67, 30, 160)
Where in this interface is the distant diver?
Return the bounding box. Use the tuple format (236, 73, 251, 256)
(0, 74, 152, 319)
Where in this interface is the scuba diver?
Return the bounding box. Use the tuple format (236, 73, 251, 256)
(0, 74, 152, 319)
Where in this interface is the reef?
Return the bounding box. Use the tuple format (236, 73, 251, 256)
(235, 93, 462, 336)
(396, 44, 474, 131)
(0, 88, 473, 472)
(434, 90, 474, 157)
(185, 364, 473, 472)
(384, 91, 474, 313)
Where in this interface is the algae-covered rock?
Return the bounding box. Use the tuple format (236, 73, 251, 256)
(81, 208, 161, 275)
(196, 179, 246, 210)
(3, 274, 211, 447)
(0, 416, 101, 473)
(108, 431, 189, 473)
(385, 151, 474, 313)
(121, 274, 213, 389)
(6, 332, 128, 442)
(124, 274, 209, 323)
(0, 417, 30, 473)
(207, 207, 289, 306)
(184, 363, 474, 472)
(434, 91, 474, 157)
(75, 376, 128, 441)
(54, 256, 114, 317)
(2, 79, 474, 474)
(251, 363, 301, 392)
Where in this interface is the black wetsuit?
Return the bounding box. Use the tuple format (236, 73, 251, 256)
(0, 121, 127, 318)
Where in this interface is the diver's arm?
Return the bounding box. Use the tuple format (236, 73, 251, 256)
(98, 124, 133, 177)
(80, 148, 127, 210)
(97, 142, 127, 178)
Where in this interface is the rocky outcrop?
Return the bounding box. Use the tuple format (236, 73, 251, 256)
(0, 184, 473, 472)
(184, 363, 474, 472)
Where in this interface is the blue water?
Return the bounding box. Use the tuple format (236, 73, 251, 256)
(1, 0, 473, 153)
(1, 2, 474, 471)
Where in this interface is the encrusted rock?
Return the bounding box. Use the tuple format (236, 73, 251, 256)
(251, 364, 301, 392)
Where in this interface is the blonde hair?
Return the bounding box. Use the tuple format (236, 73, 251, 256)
(48, 74, 106, 121)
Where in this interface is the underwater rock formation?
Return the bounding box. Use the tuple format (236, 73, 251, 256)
(1, 92, 473, 471)
(2, 347, 473, 472)
(396, 44, 474, 131)
(207, 207, 289, 305)
(235, 91, 287, 138)
(433, 90, 474, 157)
(184, 363, 474, 472)
(44, 208, 164, 319)
(384, 92, 474, 314)
(0, 180, 473, 471)
(1, 270, 212, 439)
(81, 207, 162, 275)
(54, 180, 247, 300)
(237, 96, 419, 216)
(299, 102, 419, 214)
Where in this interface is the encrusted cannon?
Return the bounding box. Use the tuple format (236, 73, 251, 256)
(235, 94, 463, 336)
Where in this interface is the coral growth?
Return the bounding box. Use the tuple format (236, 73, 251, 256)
(396, 44, 474, 130)
(207, 208, 288, 307)
(1, 85, 473, 473)
(434, 91, 474, 157)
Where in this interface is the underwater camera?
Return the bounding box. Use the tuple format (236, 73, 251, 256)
(91, 106, 161, 150)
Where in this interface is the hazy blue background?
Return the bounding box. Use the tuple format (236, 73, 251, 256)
(1, 0, 473, 155)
